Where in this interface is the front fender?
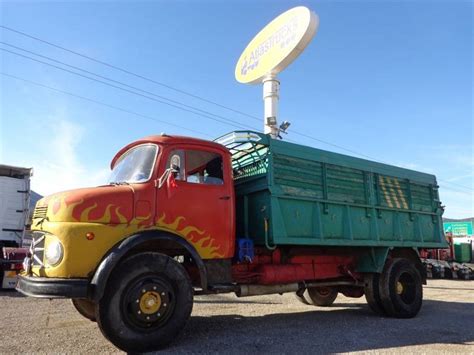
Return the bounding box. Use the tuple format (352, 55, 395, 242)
(90, 230, 207, 301)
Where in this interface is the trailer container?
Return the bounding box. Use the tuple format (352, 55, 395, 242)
(453, 241, 472, 263)
(0, 164, 32, 288)
(0, 164, 32, 247)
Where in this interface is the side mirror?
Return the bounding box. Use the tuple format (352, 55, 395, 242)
(170, 163, 180, 174)
(157, 165, 179, 189)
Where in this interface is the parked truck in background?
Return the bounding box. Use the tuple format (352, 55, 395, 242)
(0, 164, 32, 288)
(17, 131, 447, 352)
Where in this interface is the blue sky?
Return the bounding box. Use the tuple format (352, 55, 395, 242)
(0, 0, 472, 218)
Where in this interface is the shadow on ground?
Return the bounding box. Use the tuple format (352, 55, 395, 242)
(0, 290, 24, 298)
(163, 300, 473, 353)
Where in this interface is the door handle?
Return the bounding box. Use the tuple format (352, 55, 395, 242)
(219, 196, 231, 200)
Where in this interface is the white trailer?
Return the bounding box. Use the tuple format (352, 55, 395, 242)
(0, 164, 32, 288)
(0, 164, 32, 247)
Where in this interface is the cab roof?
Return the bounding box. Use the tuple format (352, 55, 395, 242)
(111, 133, 229, 169)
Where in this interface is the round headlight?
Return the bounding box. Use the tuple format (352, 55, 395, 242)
(45, 238, 63, 266)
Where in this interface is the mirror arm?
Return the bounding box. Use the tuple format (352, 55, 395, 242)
(157, 168, 179, 189)
(157, 168, 171, 189)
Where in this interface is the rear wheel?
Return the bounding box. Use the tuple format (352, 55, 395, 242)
(95, 252, 193, 352)
(306, 287, 338, 306)
(364, 273, 387, 316)
(72, 299, 96, 322)
(295, 289, 311, 305)
(379, 258, 423, 318)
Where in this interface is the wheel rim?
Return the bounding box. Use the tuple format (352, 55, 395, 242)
(316, 287, 331, 296)
(396, 272, 416, 305)
(139, 291, 162, 314)
(396, 281, 404, 295)
(122, 275, 175, 330)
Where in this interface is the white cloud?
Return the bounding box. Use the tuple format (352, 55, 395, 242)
(30, 119, 110, 196)
(3, 116, 109, 197)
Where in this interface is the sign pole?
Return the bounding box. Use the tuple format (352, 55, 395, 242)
(263, 74, 280, 138)
(235, 6, 319, 138)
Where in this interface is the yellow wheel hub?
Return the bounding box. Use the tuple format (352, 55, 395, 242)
(139, 291, 162, 314)
(396, 281, 404, 295)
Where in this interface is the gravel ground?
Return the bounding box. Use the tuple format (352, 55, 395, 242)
(0, 279, 473, 354)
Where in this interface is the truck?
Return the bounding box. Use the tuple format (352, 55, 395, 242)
(0, 164, 32, 288)
(17, 131, 447, 352)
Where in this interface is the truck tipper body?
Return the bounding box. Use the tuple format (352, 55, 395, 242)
(17, 131, 447, 352)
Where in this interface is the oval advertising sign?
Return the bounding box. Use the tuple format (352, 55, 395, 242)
(235, 6, 319, 84)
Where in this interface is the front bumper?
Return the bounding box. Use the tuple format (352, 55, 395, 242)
(16, 274, 89, 298)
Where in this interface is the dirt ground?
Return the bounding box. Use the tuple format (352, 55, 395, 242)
(0, 279, 473, 354)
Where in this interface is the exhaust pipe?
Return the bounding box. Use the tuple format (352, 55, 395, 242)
(235, 280, 361, 298)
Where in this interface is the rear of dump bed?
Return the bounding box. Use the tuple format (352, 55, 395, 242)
(216, 131, 446, 249)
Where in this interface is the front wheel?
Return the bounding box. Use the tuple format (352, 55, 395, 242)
(95, 252, 193, 352)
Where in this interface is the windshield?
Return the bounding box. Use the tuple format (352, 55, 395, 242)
(109, 144, 158, 184)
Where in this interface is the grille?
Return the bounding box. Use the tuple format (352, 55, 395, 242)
(30, 232, 45, 266)
(33, 206, 48, 219)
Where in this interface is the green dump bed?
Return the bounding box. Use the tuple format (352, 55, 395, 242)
(216, 131, 446, 249)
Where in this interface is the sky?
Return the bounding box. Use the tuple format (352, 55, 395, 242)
(0, 0, 472, 219)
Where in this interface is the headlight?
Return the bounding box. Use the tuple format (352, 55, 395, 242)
(45, 238, 64, 266)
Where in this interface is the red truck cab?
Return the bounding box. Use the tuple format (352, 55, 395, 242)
(108, 133, 237, 260)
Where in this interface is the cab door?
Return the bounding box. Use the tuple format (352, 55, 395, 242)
(155, 145, 234, 259)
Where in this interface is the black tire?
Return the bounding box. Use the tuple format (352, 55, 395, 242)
(306, 287, 338, 306)
(379, 258, 423, 319)
(432, 269, 441, 279)
(95, 252, 193, 352)
(444, 268, 453, 279)
(72, 298, 96, 322)
(364, 273, 387, 316)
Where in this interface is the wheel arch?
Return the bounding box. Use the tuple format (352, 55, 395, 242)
(356, 247, 426, 284)
(89, 230, 207, 302)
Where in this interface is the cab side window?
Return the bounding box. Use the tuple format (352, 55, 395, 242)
(168, 150, 224, 185)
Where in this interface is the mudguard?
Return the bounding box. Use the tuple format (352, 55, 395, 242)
(90, 230, 207, 301)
